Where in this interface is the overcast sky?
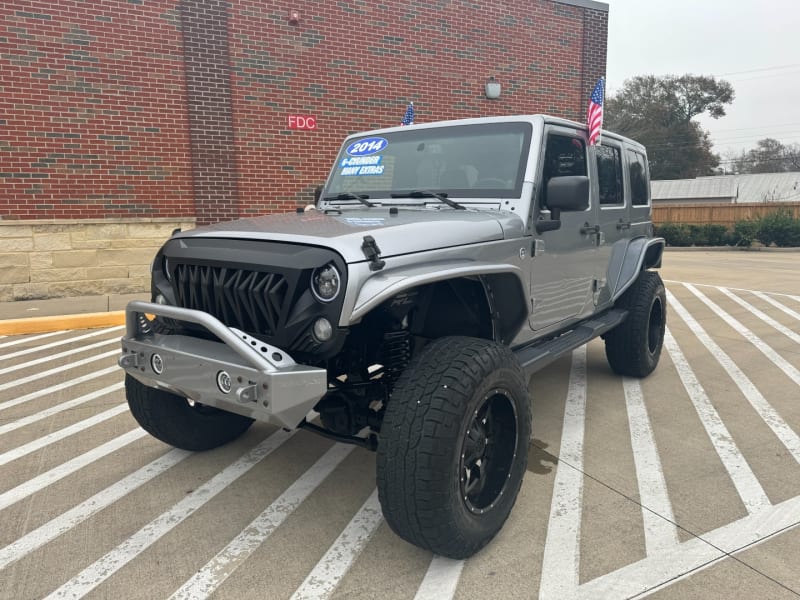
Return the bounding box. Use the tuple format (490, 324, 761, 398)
(605, 0, 800, 165)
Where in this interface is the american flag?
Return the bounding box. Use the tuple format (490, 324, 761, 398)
(400, 102, 414, 126)
(587, 77, 604, 145)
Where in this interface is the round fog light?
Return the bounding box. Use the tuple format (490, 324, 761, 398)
(312, 317, 333, 342)
(216, 370, 232, 394)
(151, 353, 164, 374)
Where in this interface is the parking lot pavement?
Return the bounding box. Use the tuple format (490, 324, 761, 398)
(0, 253, 798, 599)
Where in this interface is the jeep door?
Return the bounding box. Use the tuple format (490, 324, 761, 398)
(593, 141, 629, 306)
(529, 127, 600, 330)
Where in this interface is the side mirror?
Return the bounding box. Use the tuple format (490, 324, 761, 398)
(535, 175, 589, 234)
(547, 176, 590, 212)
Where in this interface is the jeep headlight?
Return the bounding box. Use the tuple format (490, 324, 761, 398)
(311, 264, 341, 302)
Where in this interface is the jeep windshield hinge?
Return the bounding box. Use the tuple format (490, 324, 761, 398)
(361, 235, 386, 271)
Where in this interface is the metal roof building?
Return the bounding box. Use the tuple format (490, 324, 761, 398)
(652, 173, 800, 204)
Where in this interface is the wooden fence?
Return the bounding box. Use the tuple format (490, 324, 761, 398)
(652, 202, 800, 227)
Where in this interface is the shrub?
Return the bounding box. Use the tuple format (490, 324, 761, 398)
(655, 222, 692, 246)
(731, 220, 759, 247)
(757, 208, 800, 247)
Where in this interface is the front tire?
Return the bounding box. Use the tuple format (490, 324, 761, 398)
(125, 375, 254, 451)
(376, 337, 531, 559)
(604, 270, 666, 377)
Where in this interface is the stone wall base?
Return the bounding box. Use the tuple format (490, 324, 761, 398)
(0, 218, 196, 302)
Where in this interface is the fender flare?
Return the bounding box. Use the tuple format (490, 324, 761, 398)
(607, 236, 665, 302)
(345, 261, 529, 343)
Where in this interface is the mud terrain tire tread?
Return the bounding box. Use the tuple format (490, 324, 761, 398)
(125, 375, 254, 451)
(376, 336, 531, 559)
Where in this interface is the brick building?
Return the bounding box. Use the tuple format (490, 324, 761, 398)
(0, 0, 608, 301)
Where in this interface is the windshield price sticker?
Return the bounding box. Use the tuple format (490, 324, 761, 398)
(346, 137, 387, 156)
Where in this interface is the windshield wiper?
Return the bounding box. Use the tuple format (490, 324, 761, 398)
(322, 192, 375, 207)
(390, 190, 465, 210)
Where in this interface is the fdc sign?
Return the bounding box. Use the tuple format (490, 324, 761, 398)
(288, 115, 317, 130)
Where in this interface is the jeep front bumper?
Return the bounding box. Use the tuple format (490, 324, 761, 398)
(118, 301, 328, 429)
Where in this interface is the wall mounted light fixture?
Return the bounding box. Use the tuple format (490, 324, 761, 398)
(485, 76, 501, 99)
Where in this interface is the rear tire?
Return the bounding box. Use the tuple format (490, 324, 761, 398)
(376, 336, 531, 559)
(125, 375, 254, 451)
(604, 270, 666, 377)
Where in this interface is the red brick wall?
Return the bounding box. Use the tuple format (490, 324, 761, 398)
(1, 0, 608, 223)
(228, 0, 605, 219)
(0, 0, 193, 220)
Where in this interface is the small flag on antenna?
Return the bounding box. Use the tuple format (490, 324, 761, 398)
(587, 77, 604, 146)
(401, 102, 414, 126)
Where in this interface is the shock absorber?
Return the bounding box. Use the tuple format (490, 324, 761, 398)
(379, 330, 412, 387)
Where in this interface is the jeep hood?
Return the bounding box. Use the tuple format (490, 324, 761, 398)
(176, 209, 525, 263)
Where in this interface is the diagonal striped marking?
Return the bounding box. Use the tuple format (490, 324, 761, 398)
(0, 350, 119, 394)
(716, 287, 800, 345)
(683, 283, 800, 387)
(414, 556, 465, 600)
(667, 290, 800, 465)
(0, 428, 147, 511)
(0, 330, 65, 350)
(0, 382, 124, 438)
(0, 326, 123, 361)
(664, 326, 771, 514)
(0, 398, 127, 467)
(0, 447, 191, 570)
(0, 336, 119, 376)
(169, 443, 355, 600)
(289, 488, 383, 600)
(0, 365, 120, 413)
(751, 290, 800, 322)
(44, 429, 294, 600)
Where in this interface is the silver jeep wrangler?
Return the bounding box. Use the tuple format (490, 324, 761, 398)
(119, 115, 665, 558)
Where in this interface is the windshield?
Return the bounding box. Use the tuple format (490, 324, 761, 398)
(325, 122, 533, 202)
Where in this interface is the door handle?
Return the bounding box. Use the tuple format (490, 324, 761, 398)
(616, 220, 631, 230)
(580, 223, 600, 235)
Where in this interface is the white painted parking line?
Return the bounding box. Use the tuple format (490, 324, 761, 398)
(0, 349, 119, 394)
(0, 428, 147, 511)
(684, 284, 800, 387)
(752, 291, 800, 322)
(663, 281, 800, 302)
(664, 327, 771, 514)
(169, 443, 355, 600)
(623, 377, 679, 555)
(0, 382, 123, 438)
(716, 287, 800, 345)
(0, 326, 123, 361)
(539, 346, 587, 600)
(0, 336, 119, 376)
(44, 429, 294, 600)
(414, 556, 464, 600)
(0, 365, 120, 413)
(0, 402, 127, 467)
(575, 495, 800, 599)
(667, 291, 800, 465)
(0, 330, 65, 350)
(0, 447, 191, 570)
(289, 488, 383, 600)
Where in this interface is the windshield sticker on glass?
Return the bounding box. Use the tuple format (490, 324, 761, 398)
(340, 155, 384, 176)
(346, 137, 387, 156)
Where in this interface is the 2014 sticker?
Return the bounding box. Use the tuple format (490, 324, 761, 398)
(346, 137, 388, 156)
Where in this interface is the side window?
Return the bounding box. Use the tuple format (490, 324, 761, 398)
(596, 145, 623, 205)
(628, 150, 650, 206)
(540, 134, 586, 208)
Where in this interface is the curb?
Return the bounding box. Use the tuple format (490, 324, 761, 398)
(0, 311, 126, 336)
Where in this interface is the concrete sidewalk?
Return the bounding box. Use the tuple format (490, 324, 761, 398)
(0, 293, 145, 335)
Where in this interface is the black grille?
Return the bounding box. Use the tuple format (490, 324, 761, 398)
(173, 264, 289, 336)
